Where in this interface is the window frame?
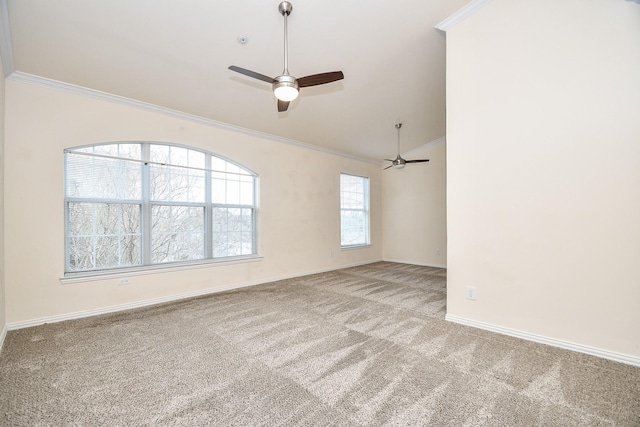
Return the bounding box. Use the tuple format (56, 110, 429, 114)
(340, 172, 371, 248)
(63, 142, 259, 277)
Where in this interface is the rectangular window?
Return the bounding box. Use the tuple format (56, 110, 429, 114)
(67, 202, 142, 271)
(151, 205, 205, 263)
(340, 173, 370, 247)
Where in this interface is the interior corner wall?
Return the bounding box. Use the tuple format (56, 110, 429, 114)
(0, 57, 6, 348)
(446, 0, 640, 358)
(382, 139, 446, 267)
(3, 79, 382, 325)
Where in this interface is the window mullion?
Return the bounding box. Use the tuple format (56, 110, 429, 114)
(365, 178, 370, 243)
(141, 143, 152, 265)
(205, 155, 212, 259)
(64, 202, 71, 271)
(252, 178, 258, 256)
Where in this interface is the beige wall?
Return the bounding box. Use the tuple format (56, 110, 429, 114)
(382, 138, 446, 267)
(446, 0, 640, 357)
(0, 56, 5, 343)
(4, 79, 382, 324)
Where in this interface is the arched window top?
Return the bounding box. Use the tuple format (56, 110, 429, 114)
(64, 142, 258, 275)
(68, 142, 257, 177)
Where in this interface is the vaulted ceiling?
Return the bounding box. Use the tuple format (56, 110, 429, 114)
(3, 0, 470, 162)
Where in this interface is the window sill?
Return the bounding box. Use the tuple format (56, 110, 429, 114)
(60, 255, 264, 284)
(341, 244, 371, 251)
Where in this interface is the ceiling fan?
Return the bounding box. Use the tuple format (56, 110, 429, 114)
(384, 123, 430, 170)
(228, 1, 344, 112)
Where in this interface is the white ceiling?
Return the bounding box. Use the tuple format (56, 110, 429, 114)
(5, 0, 470, 162)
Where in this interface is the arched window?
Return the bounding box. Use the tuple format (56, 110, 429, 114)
(64, 142, 257, 274)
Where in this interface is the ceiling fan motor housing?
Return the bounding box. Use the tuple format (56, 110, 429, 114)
(393, 156, 406, 169)
(273, 74, 299, 101)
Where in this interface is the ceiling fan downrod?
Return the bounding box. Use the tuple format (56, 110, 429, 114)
(394, 123, 406, 169)
(273, 1, 299, 102)
(279, 1, 292, 75)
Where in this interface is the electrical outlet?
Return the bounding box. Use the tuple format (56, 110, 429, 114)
(466, 286, 476, 300)
(436, 248, 441, 256)
(118, 278, 130, 286)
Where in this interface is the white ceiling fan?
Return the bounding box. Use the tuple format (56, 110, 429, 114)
(228, 1, 344, 112)
(384, 123, 430, 170)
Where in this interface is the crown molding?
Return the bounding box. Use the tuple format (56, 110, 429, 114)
(403, 135, 445, 157)
(435, 0, 494, 32)
(7, 71, 379, 165)
(0, 0, 15, 76)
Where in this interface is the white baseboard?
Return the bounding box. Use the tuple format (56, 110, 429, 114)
(6, 260, 381, 331)
(0, 324, 7, 354)
(446, 314, 640, 367)
(382, 258, 446, 269)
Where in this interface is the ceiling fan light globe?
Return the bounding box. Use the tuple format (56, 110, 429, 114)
(274, 85, 299, 101)
(393, 163, 406, 169)
(273, 75, 299, 101)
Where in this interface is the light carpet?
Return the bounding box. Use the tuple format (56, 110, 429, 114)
(1, 262, 638, 426)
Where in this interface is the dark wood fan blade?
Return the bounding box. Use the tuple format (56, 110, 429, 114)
(228, 66, 275, 83)
(298, 71, 344, 88)
(405, 159, 430, 163)
(277, 99, 290, 112)
(384, 159, 395, 162)
(383, 164, 393, 170)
